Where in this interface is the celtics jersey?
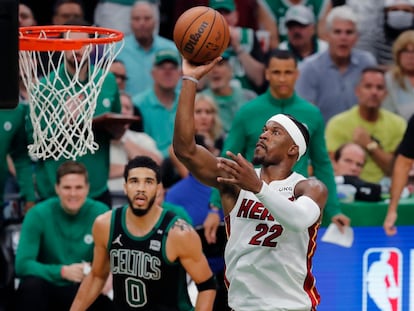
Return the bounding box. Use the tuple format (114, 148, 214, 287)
(264, 0, 330, 42)
(108, 207, 194, 311)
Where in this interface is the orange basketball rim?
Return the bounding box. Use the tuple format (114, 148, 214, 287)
(19, 25, 124, 51)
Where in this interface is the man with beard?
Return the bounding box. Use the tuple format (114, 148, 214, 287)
(172, 57, 328, 310)
(278, 5, 328, 64)
(70, 156, 216, 311)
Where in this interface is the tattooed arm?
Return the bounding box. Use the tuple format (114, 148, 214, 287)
(167, 219, 216, 311)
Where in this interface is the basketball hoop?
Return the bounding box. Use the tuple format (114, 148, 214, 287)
(19, 25, 124, 160)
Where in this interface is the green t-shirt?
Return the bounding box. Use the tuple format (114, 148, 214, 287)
(15, 197, 109, 286)
(0, 103, 36, 205)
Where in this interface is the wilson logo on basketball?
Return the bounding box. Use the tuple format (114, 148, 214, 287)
(184, 21, 209, 54)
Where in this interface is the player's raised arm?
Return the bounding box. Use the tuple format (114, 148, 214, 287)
(173, 57, 224, 188)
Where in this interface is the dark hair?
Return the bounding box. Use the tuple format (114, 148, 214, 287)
(63, 17, 91, 27)
(265, 48, 297, 67)
(358, 66, 386, 85)
(286, 114, 310, 151)
(334, 143, 348, 162)
(53, 0, 84, 16)
(361, 66, 385, 76)
(333, 142, 366, 163)
(56, 160, 88, 184)
(112, 59, 126, 66)
(124, 156, 161, 183)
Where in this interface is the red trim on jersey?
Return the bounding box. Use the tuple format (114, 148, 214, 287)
(304, 222, 321, 307)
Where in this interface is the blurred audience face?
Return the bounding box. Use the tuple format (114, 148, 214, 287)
(286, 22, 315, 49)
(265, 57, 298, 99)
(207, 59, 233, 93)
(130, 1, 157, 43)
(399, 43, 414, 73)
(327, 19, 358, 60)
(216, 8, 238, 27)
(120, 93, 134, 116)
(355, 70, 387, 110)
(385, 3, 414, 29)
(194, 97, 216, 135)
(63, 32, 90, 73)
(110, 61, 128, 91)
(55, 173, 89, 215)
(53, 1, 84, 25)
(334, 143, 366, 177)
(152, 61, 181, 91)
(19, 4, 36, 27)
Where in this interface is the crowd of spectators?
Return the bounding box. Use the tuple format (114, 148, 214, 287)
(3, 0, 414, 309)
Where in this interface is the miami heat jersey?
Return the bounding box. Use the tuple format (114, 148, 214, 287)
(108, 207, 193, 311)
(225, 170, 320, 311)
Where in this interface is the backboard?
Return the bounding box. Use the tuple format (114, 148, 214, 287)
(0, 0, 18, 109)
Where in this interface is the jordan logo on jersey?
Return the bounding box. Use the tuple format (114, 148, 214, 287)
(112, 234, 123, 246)
(150, 240, 161, 252)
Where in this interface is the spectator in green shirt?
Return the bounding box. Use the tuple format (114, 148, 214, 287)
(15, 161, 113, 311)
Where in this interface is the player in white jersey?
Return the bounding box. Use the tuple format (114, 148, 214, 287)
(173, 56, 328, 311)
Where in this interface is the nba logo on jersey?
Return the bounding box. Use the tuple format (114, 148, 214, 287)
(362, 248, 402, 311)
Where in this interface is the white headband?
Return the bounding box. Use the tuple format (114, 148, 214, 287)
(267, 114, 307, 161)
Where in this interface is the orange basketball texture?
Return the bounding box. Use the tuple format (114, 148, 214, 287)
(173, 6, 230, 64)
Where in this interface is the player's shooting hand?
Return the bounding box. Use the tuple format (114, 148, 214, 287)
(181, 57, 222, 81)
(217, 151, 262, 193)
(61, 263, 86, 283)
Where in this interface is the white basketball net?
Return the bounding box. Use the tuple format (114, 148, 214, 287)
(19, 29, 123, 160)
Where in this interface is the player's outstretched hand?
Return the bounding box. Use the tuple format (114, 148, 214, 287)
(217, 151, 263, 193)
(383, 210, 398, 236)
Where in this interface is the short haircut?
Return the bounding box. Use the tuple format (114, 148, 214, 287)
(132, 0, 160, 25)
(112, 59, 126, 66)
(333, 142, 366, 163)
(359, 66, 385, 83)
(361, 66, 385, 76)
(63, 16, 91, 27)
(56, 160, 89, 184)
(53, 0, 84, 16)
(326, 5, 358, 32)
(124, 156, 161, 183)
(334, 143, 349, 162)
(265, 48, 297, 67)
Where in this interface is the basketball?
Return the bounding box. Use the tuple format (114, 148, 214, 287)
(173, 6, 230, 65)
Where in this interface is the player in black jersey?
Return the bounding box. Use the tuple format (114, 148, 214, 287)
(70, 156, 216, 311)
